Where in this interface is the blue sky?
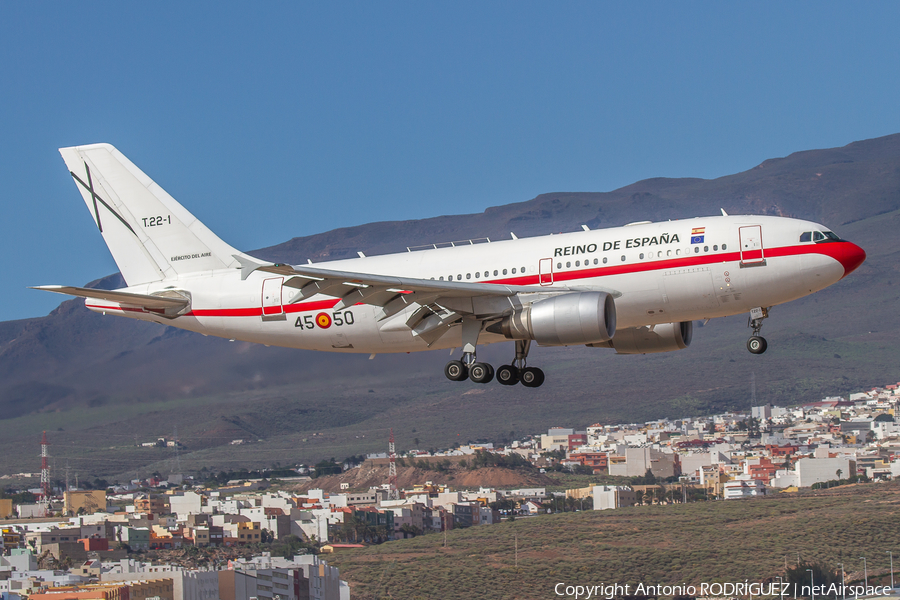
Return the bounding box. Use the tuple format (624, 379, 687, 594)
(2, 3, 899, 321)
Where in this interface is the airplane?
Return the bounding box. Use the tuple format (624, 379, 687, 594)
(35, 143, 867, 388)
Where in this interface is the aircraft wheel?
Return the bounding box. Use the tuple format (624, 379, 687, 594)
(444, 360, 468, 381)
(469, 362, 494, 384)
(496, 365, 519, 385)
(747, 336, 768, 355)
(520, 367, 545, 388)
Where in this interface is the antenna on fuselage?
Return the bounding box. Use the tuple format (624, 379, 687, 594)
(721, 208, 729, 216)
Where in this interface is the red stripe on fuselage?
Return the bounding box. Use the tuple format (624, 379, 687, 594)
(101, 242, 854, 318)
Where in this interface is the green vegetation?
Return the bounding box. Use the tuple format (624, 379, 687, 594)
(468, 450, 532, 470)
(327, 482, 900, 600)
(203, 467, 302, 487)
(1, 489, 36, 504)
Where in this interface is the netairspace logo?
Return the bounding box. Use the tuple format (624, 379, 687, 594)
(553, 582, 894, 600)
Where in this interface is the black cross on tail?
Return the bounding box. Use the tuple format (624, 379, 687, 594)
(69, 163, 136, 236)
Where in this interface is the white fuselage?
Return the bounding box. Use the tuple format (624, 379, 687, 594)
(84, 214, 862, 354)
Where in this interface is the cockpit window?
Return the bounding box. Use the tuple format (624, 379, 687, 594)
(801, 230, 841, 243)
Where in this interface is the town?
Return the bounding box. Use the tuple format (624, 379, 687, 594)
(0, 377, 898, 600)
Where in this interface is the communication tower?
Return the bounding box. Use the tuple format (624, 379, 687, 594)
(39, 431, 51, 516)
(388, 428, 398, 500)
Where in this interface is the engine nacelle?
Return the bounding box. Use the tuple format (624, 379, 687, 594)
(589, 321, 693, 354)
(487, 292, 616, 346)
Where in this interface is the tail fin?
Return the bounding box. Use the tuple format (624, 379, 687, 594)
(59, 143, 242, 286)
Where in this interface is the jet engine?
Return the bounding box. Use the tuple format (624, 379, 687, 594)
(487, 292, 616, 346)
(589, 321, 693, 354)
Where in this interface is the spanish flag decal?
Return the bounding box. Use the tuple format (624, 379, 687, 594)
(316, 312, 332, 329)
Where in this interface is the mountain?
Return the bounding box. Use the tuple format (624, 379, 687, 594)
(1, 134, 898, 480)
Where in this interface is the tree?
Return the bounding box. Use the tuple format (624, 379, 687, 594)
(784, 560, 840, 598)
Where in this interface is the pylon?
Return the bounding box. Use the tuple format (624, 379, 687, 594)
(388, 428, 398, 500)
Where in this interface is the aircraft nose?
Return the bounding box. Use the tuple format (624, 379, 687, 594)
(837, 241, 866, 278)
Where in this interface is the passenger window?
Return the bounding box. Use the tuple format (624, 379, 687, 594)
(466, 273, 471, 279)
(694, 247, 699, 254)
(557, 263, 562, 269)
(575, 260, 580, 267)
(512, 268, 517, 274)
(493, 270, 498, 276)
(713, 245, 718, 251)
(722, 244, 727, 250)
(594, 258, 598, 265)
(503, 269, 507, 275)
(602, 257, 608, 264)
(704, 246, 709, 252)
(521, 266, 525, 272)
(621, 255, 626, 261)
(566, 262, 571, 268)
(457, 274, 462, 280)
(800, 232, 812, 242)
(639, 253, 644, 259)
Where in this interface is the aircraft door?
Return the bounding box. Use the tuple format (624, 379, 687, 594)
(539, 258, 553, 286)
(739, 225, 765, 266)
(261, 277, 286, 321)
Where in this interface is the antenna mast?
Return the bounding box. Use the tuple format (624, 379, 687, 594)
(39, 431, 51, 516)
(388, 428, 398, 500)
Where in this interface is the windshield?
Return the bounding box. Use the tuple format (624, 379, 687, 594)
(800, 230, 842, 243)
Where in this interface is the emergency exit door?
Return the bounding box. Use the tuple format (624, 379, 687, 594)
(539, 258, 553, 286)
(261, 277, 285, 320)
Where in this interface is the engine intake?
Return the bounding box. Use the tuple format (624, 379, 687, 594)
(487, 292, 616, 346)
(589, 321, 693, 354)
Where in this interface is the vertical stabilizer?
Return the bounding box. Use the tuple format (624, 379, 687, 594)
(59, 143, 242, 286)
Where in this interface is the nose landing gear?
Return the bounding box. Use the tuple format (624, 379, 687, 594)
(747, 307, 769, 355)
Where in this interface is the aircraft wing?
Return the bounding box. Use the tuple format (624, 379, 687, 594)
(253, 263, 620, 346)
(31, 285, 190, 317)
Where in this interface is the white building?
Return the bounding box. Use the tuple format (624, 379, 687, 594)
(592, 486, 635, 510)
(723, 479, 766, 499)
(103, 562, 219, 600)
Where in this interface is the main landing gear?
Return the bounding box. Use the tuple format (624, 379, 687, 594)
(444, 340, 545, 387)
(747, 307, 769, 355)
(497, 340, 545, 388)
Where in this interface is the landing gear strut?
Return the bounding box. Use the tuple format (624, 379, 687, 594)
(444, 319, 495, 384)
(497, 340, 545, 388)
(747, 307, 769, 355)
(445, 352, 495, 384)
(443, 321, 544, 386)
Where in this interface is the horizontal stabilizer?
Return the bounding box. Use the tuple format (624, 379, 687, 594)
(32, 285, 190, 317)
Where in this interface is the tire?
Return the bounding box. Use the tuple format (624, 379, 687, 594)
(469, 362, 494, 384)
(521, 367, 545, 387)
(747, 336, 768, 354)
(444, 360, 468, 381)
(496, 365, 519, 385)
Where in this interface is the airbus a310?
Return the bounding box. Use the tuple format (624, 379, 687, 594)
(35, 144, 866, 388)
